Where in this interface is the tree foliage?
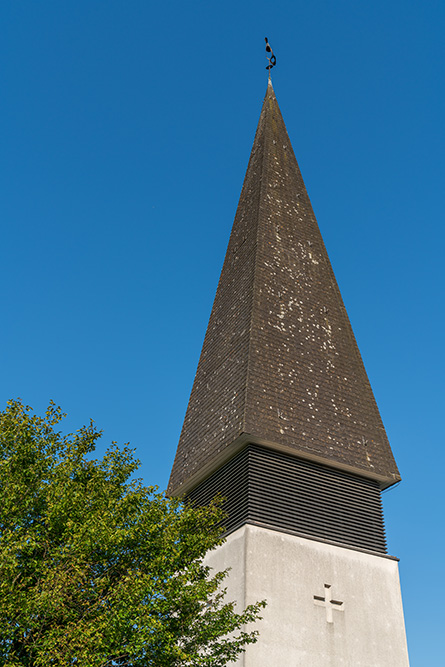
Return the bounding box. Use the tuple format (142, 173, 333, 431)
(0, 400, 265, 666)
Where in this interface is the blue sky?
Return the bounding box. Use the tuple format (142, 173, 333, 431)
(1, 1, 444, 663)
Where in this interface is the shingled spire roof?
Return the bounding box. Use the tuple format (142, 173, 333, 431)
(168, 81, 400, 496)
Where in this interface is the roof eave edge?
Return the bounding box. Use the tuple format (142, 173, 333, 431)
(167, 433, 401, 497)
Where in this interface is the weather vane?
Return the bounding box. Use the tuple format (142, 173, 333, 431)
(265, 37, 276, 78)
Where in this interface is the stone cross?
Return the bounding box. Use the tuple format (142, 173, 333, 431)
(314, 584, 344, 623)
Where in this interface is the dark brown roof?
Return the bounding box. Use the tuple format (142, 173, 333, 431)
(168, 81, 400, 495)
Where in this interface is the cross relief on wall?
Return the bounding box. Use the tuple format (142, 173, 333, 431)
(313, 583, 344, 623)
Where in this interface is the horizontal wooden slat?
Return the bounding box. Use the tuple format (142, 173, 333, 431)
(187, 445, 387, 553)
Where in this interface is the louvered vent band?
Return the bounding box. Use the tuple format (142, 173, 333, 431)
(187, 445, 387, 554)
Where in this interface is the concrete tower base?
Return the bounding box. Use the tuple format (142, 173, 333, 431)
(206, 524, 409, 666)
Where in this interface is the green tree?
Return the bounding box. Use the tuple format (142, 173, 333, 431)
(0, 400, 265, 666)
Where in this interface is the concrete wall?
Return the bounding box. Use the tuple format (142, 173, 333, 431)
(205, 524, 409, 666)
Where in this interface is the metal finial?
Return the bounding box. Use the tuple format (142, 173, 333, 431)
(265, 37, 276, 77)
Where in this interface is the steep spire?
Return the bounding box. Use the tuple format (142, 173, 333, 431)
(168, 83, 400, 496)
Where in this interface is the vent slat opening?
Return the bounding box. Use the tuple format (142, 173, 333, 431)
(186, 445, 387, 553)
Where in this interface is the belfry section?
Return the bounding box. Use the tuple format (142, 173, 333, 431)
(187, 445, 387, 554)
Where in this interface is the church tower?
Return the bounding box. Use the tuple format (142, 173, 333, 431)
(168, 80, 409, 666)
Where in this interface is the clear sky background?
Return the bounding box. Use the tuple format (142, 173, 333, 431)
(1, 1, 443, 663)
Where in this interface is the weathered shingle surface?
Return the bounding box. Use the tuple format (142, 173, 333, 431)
(168, 82, 400, 495)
